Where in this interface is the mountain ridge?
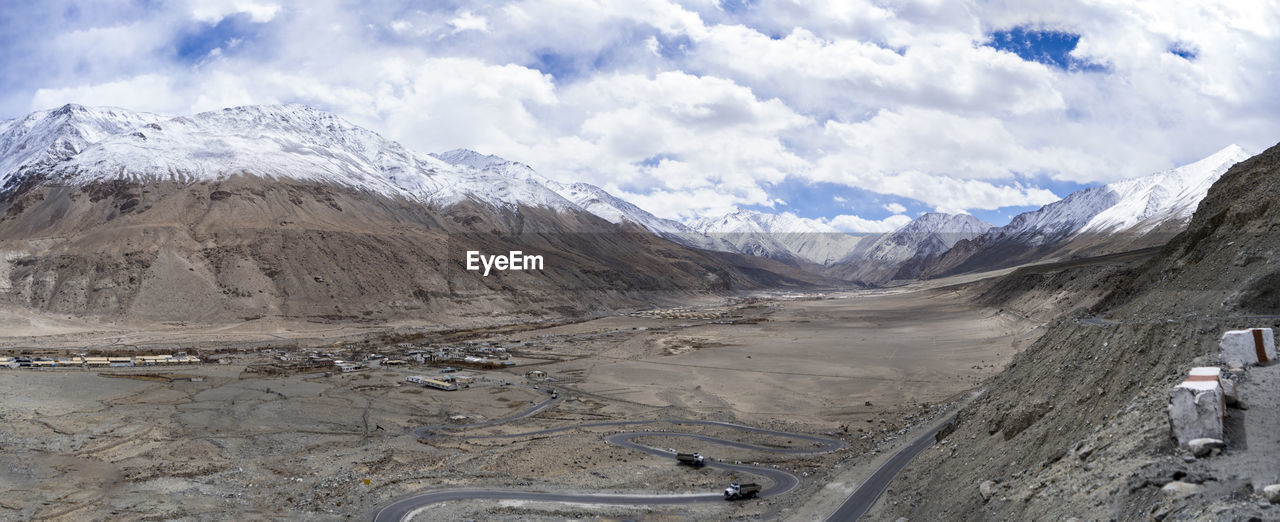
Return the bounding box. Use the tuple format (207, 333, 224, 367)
(1, 103, 1249, 293)
(0, 104, 832, 323)
(920, 144, 1252, 278)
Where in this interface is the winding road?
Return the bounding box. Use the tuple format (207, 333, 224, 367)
(823, 415, 955, 521)
(374, 388, 943, 522)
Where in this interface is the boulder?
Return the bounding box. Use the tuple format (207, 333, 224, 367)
(1187, 438, 1225, 458)
(1264, 484, 1280, 504)
(1161, 481, 1202, 496)
(979, 480, 996, 501)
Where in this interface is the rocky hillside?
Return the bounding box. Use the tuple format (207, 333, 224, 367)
(878, 142, 1280, 520)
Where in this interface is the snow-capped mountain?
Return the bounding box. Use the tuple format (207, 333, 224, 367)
(425, 152, 860, 260)
(428, 149, 694, 236)
(691, 210, 870, 265)
(0, 104, 591, 213)
(427, 150, 743, 252)
(0, 103, 798, 261)
(921, 144, 1253, 278)
(1073, 144, 1250, 236)
(861, 213, 993, 264)
(0, 104, 166, 192)
(826, 213, 991, 283)
(0, 103, 829, 322)
(541, 181, 737, 251)
(546, 182, 687, 235)
(428, 149, 509, 171)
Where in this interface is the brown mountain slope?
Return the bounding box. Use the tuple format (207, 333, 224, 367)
(878, 142, 1280, 520)
(0, 176, 829, 324)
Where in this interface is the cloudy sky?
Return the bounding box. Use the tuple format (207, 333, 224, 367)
(2, 1, 1277, 230)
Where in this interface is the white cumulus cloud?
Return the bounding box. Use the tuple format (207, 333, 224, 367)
(5, 0, 1280, 225)
(190, 0, 281, 24)
(824, 214, 913, 233)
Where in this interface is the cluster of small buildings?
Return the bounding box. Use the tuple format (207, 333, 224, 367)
(1167, 327, 1274, 447)
(296, 352, 368, 372)
(406, 372, 476, 391)
(628, 308, 727, 320)
(0, 354, 201, 369)
(334, 360, 363, 373)
(404, 343, 513, 367)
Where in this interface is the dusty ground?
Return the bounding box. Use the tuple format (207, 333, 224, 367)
(0, 280, 1040, 520)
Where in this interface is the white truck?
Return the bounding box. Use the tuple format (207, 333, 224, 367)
(723, 482, 761, 500)
(676, 452, 705, 467)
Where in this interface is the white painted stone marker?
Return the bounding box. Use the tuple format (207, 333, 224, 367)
(1168, 367, 1225, 446)
(1219, 328, 1275, 367)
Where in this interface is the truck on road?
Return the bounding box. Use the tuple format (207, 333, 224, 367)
(676, 452, 705, 467)
(723, 482, 761, 500)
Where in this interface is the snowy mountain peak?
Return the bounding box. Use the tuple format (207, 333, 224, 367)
(691, 209, 865, 265)
(430, 148, 516, 171)
(0, 104, 167, 190)
(0, 104, 586, 212)
(695, 209, 842, 235)
(544, 181, 702, 239)
(863, 213, 992, 263)
(920, 144, 1256, 279)
(47, 104, 424, 196)
(889, 212, 993, 236)
(829, 212, 992, 283)
(1199, 143, 1247, 166)
(1075, 144, 1253, 235)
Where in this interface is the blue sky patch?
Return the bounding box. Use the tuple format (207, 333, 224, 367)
(656, 33, 694, 59)
(175, 13, 269, 63)
(968, 205, 1039, 226)
(1168, 42, 1198, 60)
(529, 51, 581, 81)
(638, 153, 679, 167)
(718, 0, 754, 15)
(968, 176, 1093, 225)
(986, 27, 1107, 72)
(734, 175, 1098, 228)
(741, 178, 924, 222)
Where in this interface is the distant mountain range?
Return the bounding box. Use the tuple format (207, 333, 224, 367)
(919, 144, 1252, 278)
(688, 210, 866, 265)
(0, 103, 1254, 324)
(432, 143, 1252, 286)
(828, 213, 993, 283)
(0, 104, 824, 323)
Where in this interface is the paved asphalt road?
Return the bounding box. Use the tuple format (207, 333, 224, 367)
(823, 414, 955, 521)
(375, 389, 945, 522)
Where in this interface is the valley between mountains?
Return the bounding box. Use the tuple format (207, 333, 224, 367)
(2, 103, 1277, 521)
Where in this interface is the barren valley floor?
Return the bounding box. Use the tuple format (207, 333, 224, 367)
(0, 280, 1042, 520)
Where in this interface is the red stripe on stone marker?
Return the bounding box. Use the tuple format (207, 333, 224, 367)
(1253, 328, 1268, 363)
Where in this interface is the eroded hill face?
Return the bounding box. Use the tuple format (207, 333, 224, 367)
(0, 176, 824, 324)
(878, 142, 1280, 521)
